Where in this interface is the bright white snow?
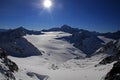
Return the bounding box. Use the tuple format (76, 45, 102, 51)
(8, 54, 113, 80)
(24, 31, 86, 63)
(98, 36, 114, 44)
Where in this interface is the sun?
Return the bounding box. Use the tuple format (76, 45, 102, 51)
(43, 0, 52, 8)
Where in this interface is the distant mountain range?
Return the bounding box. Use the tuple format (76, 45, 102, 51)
(0, 25, 119, 57)
(42, 25, 80, 34)
(0, 29, 8, 32)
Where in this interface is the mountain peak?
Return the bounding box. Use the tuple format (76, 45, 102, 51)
(18, 26, 24, 29)
(61, 25, 72, 29)
(16, 26, 27, 31)
(42, 25, 80, 33)
(60, 25, 80, 33)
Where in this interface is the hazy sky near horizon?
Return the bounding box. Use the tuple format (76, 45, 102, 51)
(0, 0, 120, 32)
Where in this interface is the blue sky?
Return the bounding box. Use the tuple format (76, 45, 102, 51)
(0, 0, 120, 32)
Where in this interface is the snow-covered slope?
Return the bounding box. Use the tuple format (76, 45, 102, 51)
(97, 36, 114, 44)
(8, 53, 113, 80)
(24, 31, 86, 63)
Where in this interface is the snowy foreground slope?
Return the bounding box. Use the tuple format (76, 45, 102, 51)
(5, 31, 114, 80)
(8, 54, 114, 80)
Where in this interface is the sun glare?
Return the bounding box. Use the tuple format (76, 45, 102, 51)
(43, 0, 52, 8)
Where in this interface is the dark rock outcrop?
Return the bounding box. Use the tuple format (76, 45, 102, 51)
(0, 26, 42, 42)
(27, 72, 49, 80)
(98, 39, 120, 65)
(56, 30, 103, 55)
(105, 61, 120, 80)
(0, 27, 42, 57)
(0, 48, 18, 80)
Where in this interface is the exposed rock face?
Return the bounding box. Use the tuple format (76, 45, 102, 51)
(0, 27, 42, 57)
(27, 72, 49, 80)
(68, 31, 103, 55)
(105, 61, 120, 80)
(95, 41, 116, 55)
(56, 30, 103, 55)
(0, 27, 42, 42)
(0, 48, 18, 80)
(98, 39, 120, 65)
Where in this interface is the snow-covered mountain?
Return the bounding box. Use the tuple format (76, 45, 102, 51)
(0, 25, 120, 80)
(0, 26, 86, 60)
(0, 25, 117, 57)
(42, 25, 117, 55)
(95, 39, 120, 65)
